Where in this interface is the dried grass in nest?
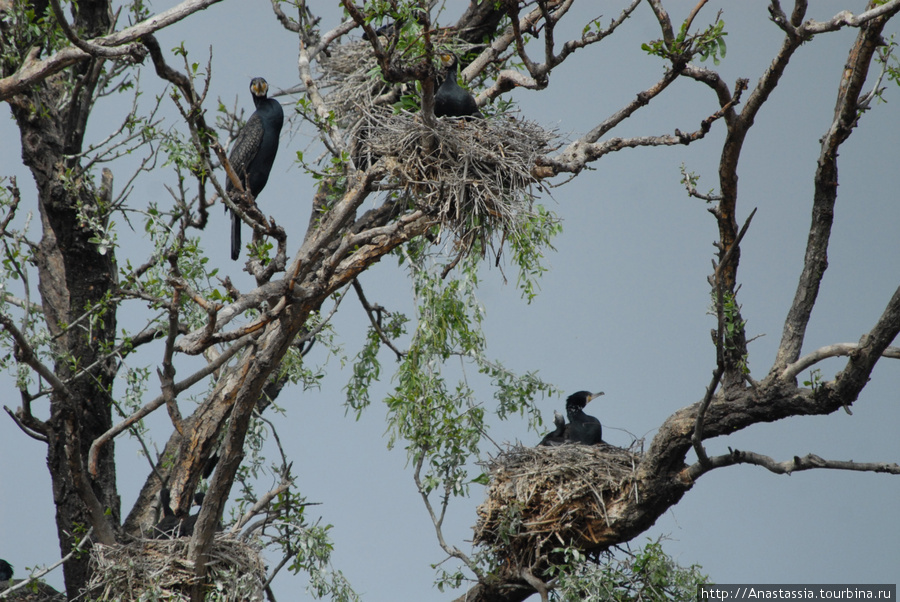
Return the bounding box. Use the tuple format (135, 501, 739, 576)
(474, 443, 642, 565)
(318, 41, 388, 121)
(354, 109, 556, 247)
(87, 534, 266, 601)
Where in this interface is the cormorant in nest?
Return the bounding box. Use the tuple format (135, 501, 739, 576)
(565, 390, 605, 445)
(539, 411, 568, 446)
(434, 53, 480, 119)
(179, 492, 205, 537)
(226, 77, 284, 260)
(153, 489, 205, 539)
(362, 21, 397, 40)
(0, 559, 12, 582)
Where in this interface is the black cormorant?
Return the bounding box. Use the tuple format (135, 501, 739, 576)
(362, 21, 398, 40)
(178, 492, 205, 537)
(434, 53, 480, 119)
(565, 390, 605, 445)
(152, 486, 181, 538)
(0, 559, 12, 582)
(226, 76, 284, 261)
(362, 10, 426, 41)
(153, 489, 204, 538)
(539, 410, 568, 446)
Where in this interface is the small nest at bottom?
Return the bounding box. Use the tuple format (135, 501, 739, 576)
(87, 534, 266, 601)
(474, 443, 642, 565)
(354, 109, 556, 247)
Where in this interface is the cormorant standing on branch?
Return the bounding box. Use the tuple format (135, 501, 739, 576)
(539, 411, 568, 446)
(226, 77, 284, 260)
(434, 53, 480, 119)
(565, 390, 605, 445)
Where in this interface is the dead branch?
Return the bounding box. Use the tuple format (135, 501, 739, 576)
(88, 334, 256, 477)
(780, 343, 900, 382)
(773, 8, 897, 371)
(48, 0, 147, 61)
(686, 448, 900, 481)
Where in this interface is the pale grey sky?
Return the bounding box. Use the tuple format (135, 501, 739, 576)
(1, 2, 898, 600)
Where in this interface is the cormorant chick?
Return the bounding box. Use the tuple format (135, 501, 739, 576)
(539, 411, 568, 446)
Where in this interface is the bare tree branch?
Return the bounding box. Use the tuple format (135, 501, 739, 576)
(0, 0, 226, 101)
(686, 448, 900, 481)
(832, 285, 900, 402)
(773, 8, 897, 371)
(0, 527, 93, 601)
(781, 343, 900, 382)
(48, 0, 146, 61)
(88, 334, 257, 477)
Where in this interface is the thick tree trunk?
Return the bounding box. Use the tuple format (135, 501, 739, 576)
(5, 2, 120, 596)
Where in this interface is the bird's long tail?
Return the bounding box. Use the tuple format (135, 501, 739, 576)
(230, 209, 241, 261)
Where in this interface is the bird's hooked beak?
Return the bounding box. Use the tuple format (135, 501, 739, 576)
(250, 77, 269, 97)
(587, 391, 605, 404)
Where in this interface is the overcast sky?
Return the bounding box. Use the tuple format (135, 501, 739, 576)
(1, 1, 898, 600)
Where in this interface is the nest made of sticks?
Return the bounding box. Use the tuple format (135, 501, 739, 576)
(317, 41, 389, 122)
(474, 443, 642, 565)
(317, 39, 482, 123)
(353, 108, 556, 248)
(87, 534, 266, 601)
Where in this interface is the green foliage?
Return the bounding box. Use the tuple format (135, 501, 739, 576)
(345, 308, 408, 418)
(278, 310, 342, 391)
(508, 204, 561, 302)
(876, 36, 899, 105)
(803, 368, 823, 393)
(642, 14, 727, 65)
(548, 539, 709, 602)
(679, 164, 717, 202)
(229, 418, 359, 601)
(286, 518, 359, 602)
(708, 289, 749, 374)
(0, 1, 68, 74)
(720, 291, 744, 348)
(0, 180, 53, 392)
(159, 125, 204, 177)
(365, 241, 556, 504)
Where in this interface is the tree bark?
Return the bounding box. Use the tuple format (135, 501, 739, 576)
(4, 1, 122, 594)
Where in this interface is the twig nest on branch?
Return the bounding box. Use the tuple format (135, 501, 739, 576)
(318, 41, 389, 120)
(474, 443, 642, 565)
(318, 40, 482, 122)
(354, 109, 556, 249)
(87, 534, 265, 601)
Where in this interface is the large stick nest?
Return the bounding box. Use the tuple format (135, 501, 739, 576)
(318, 41, 390, 121)
(318, 39, 481, 122)
(474, 444, 642, 567)
(87, 534, 266, 601)
(353, 109, 556, 248)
